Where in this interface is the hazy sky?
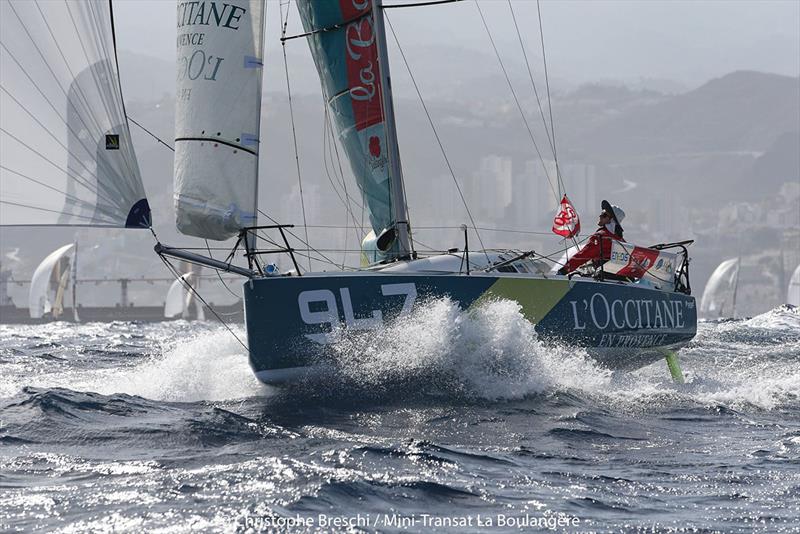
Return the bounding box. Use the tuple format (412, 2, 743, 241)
(115, 0, 800, 87)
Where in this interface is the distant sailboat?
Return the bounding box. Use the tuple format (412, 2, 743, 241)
(700, 258, 741, 319)
(29, 244, 75, 320)
(164, 270, 205, 320)
(788, 265, 800, 307)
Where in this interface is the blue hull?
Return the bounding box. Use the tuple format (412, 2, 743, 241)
(243, 274, 697, 384)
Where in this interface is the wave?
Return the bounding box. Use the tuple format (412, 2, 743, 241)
(1, 304, 797, 412)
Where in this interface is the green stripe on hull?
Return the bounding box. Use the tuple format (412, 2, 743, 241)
(472, 278, 571, 323)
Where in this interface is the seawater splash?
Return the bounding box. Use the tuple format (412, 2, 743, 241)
(0, 322, 264, 402)
(311, 298, 610, 402)
(101, 326, 266, 402)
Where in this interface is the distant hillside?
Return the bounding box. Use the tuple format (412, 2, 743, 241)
(576, 71, 800, 159)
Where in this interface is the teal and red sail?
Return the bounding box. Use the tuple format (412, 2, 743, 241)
(296, 0, 402, 258)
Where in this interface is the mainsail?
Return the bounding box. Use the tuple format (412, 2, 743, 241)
(174, 0, 266, 240)
(296, 0, 411, 259)
(700, 258, 740, 318)
(0, 0, 150, 228)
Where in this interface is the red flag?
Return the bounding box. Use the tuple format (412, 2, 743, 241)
(552, 195, 581, 238)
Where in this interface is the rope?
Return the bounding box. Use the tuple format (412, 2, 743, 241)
(127, 116, 174, 151)
(384, 13, 490, 264)
(537, 0, 562, 197)
(157, 252, 250, 355)
(279, 0, 311, 271)
(474, 0, 559, 207)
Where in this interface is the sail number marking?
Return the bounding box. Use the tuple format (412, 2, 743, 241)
(298, 283, 417, 344)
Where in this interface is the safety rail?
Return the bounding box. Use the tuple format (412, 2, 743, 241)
(590, 238, 693, 294)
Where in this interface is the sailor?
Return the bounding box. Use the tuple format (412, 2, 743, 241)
(557, 200, 626, 275)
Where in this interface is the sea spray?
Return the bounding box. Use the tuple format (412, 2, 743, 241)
(314, 297, 610, 402)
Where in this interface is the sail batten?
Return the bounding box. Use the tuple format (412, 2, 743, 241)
(173, 0, 266, 241)
(1, 0, 150, 228)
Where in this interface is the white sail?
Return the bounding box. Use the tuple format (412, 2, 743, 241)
(29, 244, 75, 319)
(174, 0, 266, 240)
(788, 265, 800, 307)
(164, 272, 204, 319)
(700, 258, 740, 318)
(164, 273, 193, 319)
(0, 0, 150, 228)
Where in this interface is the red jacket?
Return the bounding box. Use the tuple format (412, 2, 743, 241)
(562, 227, 625, 273)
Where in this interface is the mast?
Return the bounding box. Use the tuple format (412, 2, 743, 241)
(372, 0, 412, 258)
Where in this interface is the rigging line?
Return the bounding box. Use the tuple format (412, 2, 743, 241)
(0, 165, 115, 217)
(0, 127, 125, 217)
(67, 1, 127, 166)
(383, 0, 464, 7)
(4, 5, 106, 142)
(372, 6, 413, 257)
(321, 111, 348, 268)
(536, 0, 563, 196)
(0, 85, 117, 198)
(0, 46, 122, 204)
(32, 2, 114, 145)
(320, 107, 362, 235)
(474, 0, 559, 207)
(0, 199, 115, 224)
(127, 116, 175, 151)
(507, 0, 555, 159)
(205, 239, 243, 300)
(85, 1, 141, 186)
(157, 253, 250, 355)
(323, 112, 353, 269)
(280, 0, 311, 271)
(384, 13, 490, 264)
(256, 209, 341, 269)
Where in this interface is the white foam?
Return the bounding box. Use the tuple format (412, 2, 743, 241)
(99, 326, 267, 402)
(327, 298, 610, 401)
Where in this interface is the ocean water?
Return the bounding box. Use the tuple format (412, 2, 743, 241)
(1, 300, 798, 533)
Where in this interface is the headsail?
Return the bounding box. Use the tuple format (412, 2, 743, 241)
(296, 0, 411, 260)
(174, 0, 266, 240)
(700, 258, 740, 318)
(0, 0, 150, 228)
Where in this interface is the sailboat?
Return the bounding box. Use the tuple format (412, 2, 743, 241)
(2, 0, 697, 386)
(156, 0, 697, 385)
(788, 265, 800, 307)
(700, 258, 741, 319)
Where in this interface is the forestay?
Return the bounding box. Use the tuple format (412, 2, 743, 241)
(296, 0, 407, 258)
(174, 0, 265, 240)
(0, 0, 150, 228)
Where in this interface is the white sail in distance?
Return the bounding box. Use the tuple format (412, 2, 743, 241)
(788, 265, 800, 307)
(29, 243, 75, 319)
(174, 1, 266, 240)
(0, 0, 150, 228)
(700, 258, 740, 318)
